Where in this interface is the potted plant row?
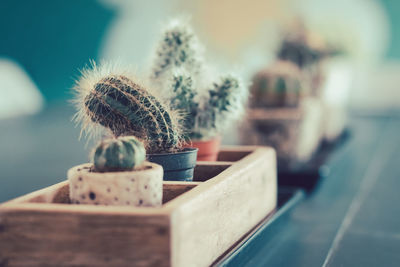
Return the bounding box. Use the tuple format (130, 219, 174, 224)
(0, 18, 278, 267)
(240, 23, 343, 171)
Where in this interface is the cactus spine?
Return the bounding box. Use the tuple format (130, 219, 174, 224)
(74, 64, 183, 154)
(93, 136, 145, 172)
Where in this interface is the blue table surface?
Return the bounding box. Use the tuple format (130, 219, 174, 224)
(1, 104, 400, 267)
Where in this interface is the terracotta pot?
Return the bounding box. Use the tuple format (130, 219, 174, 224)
(184, 137, 221, 161)
(147, 148, 198, 181)
(68, 162, 163, 207)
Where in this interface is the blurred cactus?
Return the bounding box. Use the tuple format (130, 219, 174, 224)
(198, 75, 246, 138)
(73, 64, 183, 154)
(151, 19, 248, 140)
(93, 136, 145, 172)
(150, 18, 203, 86)
(250, 61, 303, 108)
(169, 70, 198, 135)
(278, 39, 322, 69)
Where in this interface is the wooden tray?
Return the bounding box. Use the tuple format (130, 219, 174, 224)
(0, 146, 277, 267)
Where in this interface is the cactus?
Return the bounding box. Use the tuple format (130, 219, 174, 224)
(197, 75, 247, 138)
(73, 63, 183, 154)
(250, 61, 303, 107)
(150, 18, 204, 86)
(168, 69, 199, 137)
(278, 39, 321, 69)
(93, 136, 145, 172)
(150, 20, 247, 141)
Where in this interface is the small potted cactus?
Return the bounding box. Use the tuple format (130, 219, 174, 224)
(148, 19, 248, 161)
(73, 64, 197, 181)
(68, 136, 164, 207)
(250, 60, 305, 108)
(242, 24, 330, 169)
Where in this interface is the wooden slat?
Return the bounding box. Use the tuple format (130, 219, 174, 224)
(0, 206, 171, 267)
(166, 147, 277, 267)
(162, 181, 201, 203)
(194, 162, 232, 181)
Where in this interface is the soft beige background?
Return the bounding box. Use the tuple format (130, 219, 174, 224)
(97, 0, 398, 111)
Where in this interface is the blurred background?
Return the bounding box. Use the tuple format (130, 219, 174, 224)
(0, 0, 399, 202)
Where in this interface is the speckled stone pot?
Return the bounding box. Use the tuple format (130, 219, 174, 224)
(67, 162, 163, 207)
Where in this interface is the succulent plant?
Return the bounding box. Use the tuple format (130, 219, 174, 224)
(169, 70, 198, 133)
(93, 136, 145, 172)
(250, 61, 303, 108)
(197, 75, 246, 138)
(150, 20, 248, 141)
(150, 18, 204, 87)
(73, 63, 183, 154)
(278, 39, 322, 69)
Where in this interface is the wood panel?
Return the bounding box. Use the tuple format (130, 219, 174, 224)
(167, 147, 277, 267)
(0, 206, 171, 267)
(194, 162, 232, 182)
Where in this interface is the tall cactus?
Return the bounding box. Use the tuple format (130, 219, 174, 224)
(74, 64, 183, 154)
(169, 69, 199, 138)
(93, 136, 145, 172)
(149, 19, 248, 140)
(150, 18, 204, 90)
(278, 39, 321, 69)
(198, 75, 247, 138)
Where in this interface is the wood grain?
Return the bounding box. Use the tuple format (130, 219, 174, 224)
(194, 162, 232, 181)
(166, 147, 277, 267)
(0, 206, 171, 267)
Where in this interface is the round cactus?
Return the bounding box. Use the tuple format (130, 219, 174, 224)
(250, 61, 304, 108)
(73, 64, 183, 154)
(93, 136, 146, 172)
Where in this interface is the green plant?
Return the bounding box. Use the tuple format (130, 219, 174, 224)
(278, 38, 322, 69)
(150, 20, 248, 140)
(73, 63, 183, 154)
(150, 19, 203, 85)
(197, 75, 246, 138)
(250, 61, 303, 107)
(93, 136, 145, 172)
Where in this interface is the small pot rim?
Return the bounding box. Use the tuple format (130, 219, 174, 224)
(69, 161, 162, 176)
(185, 136, 221, 144)
(147, 147, 198, 157)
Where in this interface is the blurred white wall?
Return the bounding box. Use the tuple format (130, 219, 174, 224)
(0, 58, 44, 119)
(99, 0, 175, 72)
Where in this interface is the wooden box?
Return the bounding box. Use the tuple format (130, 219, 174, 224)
(0, 146, 277, 267)
(240, 98, 323, 170)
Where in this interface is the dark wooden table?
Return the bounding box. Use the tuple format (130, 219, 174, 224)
(1, 104, 400, 267)
(220, 111, 400, 266)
